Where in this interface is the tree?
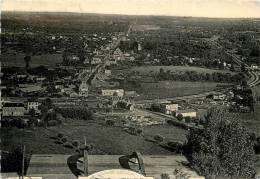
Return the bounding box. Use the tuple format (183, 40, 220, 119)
(241, 63, 246, 72)
(42, 98, 53, 110)
(185, 108, 256, 179)
(29, 108, 36, 117)
(176, 114, 183, 121)
(24, 55, 31, 69)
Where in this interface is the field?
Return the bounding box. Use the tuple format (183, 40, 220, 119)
(130, 66, 235, 75)
(134, 81, 228, 100)
(1, 50, 62, 67)
(0, 119, 187, 155)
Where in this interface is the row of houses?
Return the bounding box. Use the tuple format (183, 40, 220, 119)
(1, 99, 40, 117)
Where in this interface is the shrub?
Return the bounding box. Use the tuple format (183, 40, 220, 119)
(106, 120, 115, 126)
(72, 140, 80, 148)
(184, 116, 191, 123)
(57, 133, 64, 139)
(48, 120, 58, 126)
(136, 129, 143, 135)
(79, 144, 93, 151)
(176, 114, 183, 121)
(60, 137, 67, 144)
(154, 134, 164, 142)
(161, 173, 170, 179)
(64, 142, 74, 149)
(167, 141, 183, 152)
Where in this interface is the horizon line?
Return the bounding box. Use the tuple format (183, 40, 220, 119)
(2, 10, 260, 19)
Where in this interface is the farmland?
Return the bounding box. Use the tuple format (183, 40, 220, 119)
(131, 81, 228, 100)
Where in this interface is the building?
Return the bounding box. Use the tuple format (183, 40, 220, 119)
(175, 110, 197, 118)
(2, 102, 26, 116)
(251, 64, 259, 70)
(92, 56, 103, 65)
(27, 99, 39, 112)
(160, 103, 179, 114)
(79, 81, 89, 97)
(113, 48, 125, 61)
(101, 89, 124, 97)
(104, 69, 112, 76)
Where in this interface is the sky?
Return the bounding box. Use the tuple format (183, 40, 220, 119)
(2, 0, 260, 18)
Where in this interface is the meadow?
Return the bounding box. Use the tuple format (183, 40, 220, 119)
(0, 119, 187, 155)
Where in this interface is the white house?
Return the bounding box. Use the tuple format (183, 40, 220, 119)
(101, 89, 124, 97)
(251, 64, 259, 70)
(104, 70, 112, 76)
(175, 110, 197, 118)
(113, 48, 125, 61)
(160, 103, 179, 114)
(27, 99, 39, 112)
(92, 56, 102, 65)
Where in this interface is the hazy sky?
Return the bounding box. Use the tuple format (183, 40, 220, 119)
(2, 0, 260, 18)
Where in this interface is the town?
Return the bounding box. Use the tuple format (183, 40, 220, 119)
(1, 10, 260, 179)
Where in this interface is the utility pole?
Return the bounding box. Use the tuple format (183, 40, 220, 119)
(21, 145, 25, 179)
(83, 136, 88, 176)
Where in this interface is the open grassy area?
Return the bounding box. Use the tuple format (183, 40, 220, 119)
(130, 66, 235, 75)
(1, 50, 62, 67)
(134, 81, 227, 100)
(0, 119, 187, 155)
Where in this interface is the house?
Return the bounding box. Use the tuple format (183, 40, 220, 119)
(104, 70, 112, 76)
(27, 98, 39, 112)
(113, 48, 125, 61)
(175, 110, 197, 118)
(79, 81, 89, 97)
(36, 77, 46, 83)
(212, 93, 226, 101)
(107, 59, 117, 66)
(68, 55, 80, 62)
(160, 103, 179, 114)
(101, 89, 124, 97)
(92, 56, 102, 65)
(251, 64, 259, 70)
(55, 82, 64, 90)
(2, 102, 26, 116)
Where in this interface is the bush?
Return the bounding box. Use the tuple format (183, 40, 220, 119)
(184, 116, 191, 123)
(60, 137, 67, 144)
(64, 142, 74, 149)
(57, 133, 64, 139)
(167, 141, 183, 152)
(136, 129, 143, 135)
(106, 120, 115, 126)
(154, 134, 164, 142)
(47, 120, 58, 126)
(176, 114, 183, 121)
(72, 140, 80, 148)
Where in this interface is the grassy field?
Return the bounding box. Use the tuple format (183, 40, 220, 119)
(134, 81, 227, 100)
(0, 119, 187, 155)
(1, 50, 62, 67)
(130, 66, 235, 75)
